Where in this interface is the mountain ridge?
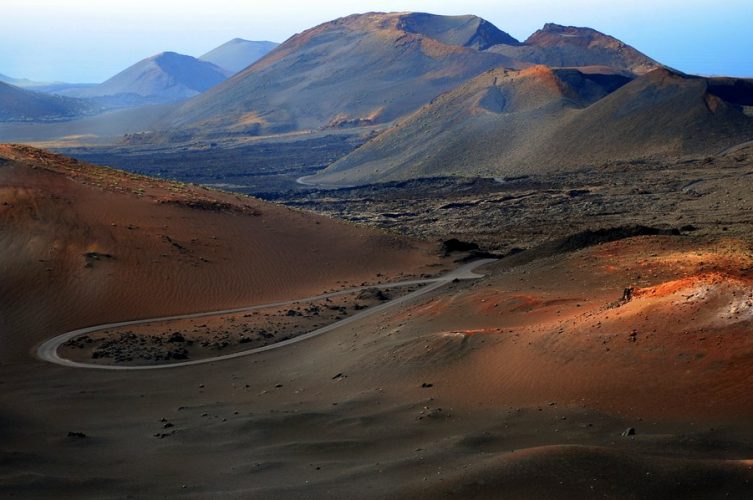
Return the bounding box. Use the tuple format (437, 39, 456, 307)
(486, 22, 660, 75)
(199, 39, 279, 73)
(151, 12, 664, 140)
(158, 12, 524, 135)
(0, 81, 97, 122)
(308, 67, 753, 185)
(61, 51, 230, 104)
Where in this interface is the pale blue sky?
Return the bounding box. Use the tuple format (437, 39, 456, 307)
(1, 0, 751, 82)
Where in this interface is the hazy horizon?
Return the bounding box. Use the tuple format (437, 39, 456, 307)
(1, 0, 751, 83)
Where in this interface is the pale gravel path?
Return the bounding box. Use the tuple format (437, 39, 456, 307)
(36, 259, 496, 370)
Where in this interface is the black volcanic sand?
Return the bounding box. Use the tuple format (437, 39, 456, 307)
(59, 131, 366, 195)
(283, 144, 753, 255)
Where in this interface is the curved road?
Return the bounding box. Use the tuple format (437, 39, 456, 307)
(295, 175, 356, 189)
(37, 259, 496, 371)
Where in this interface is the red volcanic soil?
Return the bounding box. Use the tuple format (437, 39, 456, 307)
(379, 236, 753, 419)
(0, 145, 441, 362)
(2, 223, 753, 497)
(2, 147, 753, 497)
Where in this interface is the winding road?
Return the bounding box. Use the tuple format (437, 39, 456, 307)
(295, 175, 357, 189)
(36, 259, 496, 370)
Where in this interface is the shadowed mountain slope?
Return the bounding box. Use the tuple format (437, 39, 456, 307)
(397, 12, 520, 49)
(310, 68, 753, 185)
(0, 81, 96, 122)
(160, 12, 523, 136)
(199, 38, 279, 73)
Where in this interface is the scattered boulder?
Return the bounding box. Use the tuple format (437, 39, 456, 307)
(83, 251, 114, 268)
(168, 332, 186, 343)
(441, 238, 479, 255)
(165, 235, 187, 252)
(166, 348, 189, 360)
(568, 189, 590, 197)
(357, 288, 391, 301)
(621, 427, 636, 437)
(67, 431, 87, 439)
(417, 407, 446, 420)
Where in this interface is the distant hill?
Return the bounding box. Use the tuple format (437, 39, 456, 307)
(62, 52, 230, 104)
(199, 39, 278, 73)
(0, 73, 98, 94)
(153, 13, 666, 140)
(309, 68, 753, 185)
(160, 12, 523, 136)
(0, 73, 39, 88)
(487, 23, 660, 75)
(0, 81, 96, 122)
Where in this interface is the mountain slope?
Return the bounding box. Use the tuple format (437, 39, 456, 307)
(487, 23, 660, 75)
(160, 12, 523, 136)
(0, 144, 438, 362)
(199, 38, 279, 73)
(0, 81, 96, 122)
(310, 68, 753, 185)
(543, 69, 753, 162)
(63, 52, 230, 103)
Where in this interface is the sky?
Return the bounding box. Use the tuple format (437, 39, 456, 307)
(1, 0, 751, 83)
